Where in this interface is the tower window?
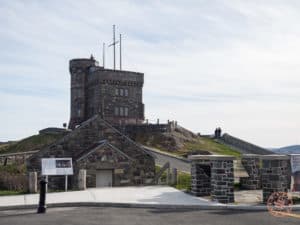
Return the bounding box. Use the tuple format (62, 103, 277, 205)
(115, 107, 129, 117)
(114, 107, 119, 116)
(120, 107, 124, 116)
(115, 88, 128, 97)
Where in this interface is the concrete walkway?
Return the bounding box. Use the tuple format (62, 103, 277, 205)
(0, 186, 218, 208)
(1, 186, 299, 211)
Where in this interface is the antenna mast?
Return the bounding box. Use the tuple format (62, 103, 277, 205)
(108, 25, 119, 70)
(119, 34, 122, 70)
(113, 25, 116, 70)
(102, 42, 105, 68)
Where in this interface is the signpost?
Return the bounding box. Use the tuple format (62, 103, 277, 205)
(41, 158, 73, 191)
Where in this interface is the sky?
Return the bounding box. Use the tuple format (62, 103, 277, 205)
(0, 0, 300, 148)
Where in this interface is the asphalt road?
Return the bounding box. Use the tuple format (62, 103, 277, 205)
(0, 207, 299, 225)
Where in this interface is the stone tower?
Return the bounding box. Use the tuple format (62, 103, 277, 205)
(68, 56, 144, 129)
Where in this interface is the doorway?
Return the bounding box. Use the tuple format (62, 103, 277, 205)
(96, 170, 113, 187)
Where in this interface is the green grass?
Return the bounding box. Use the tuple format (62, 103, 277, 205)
(156, 166, 191, 191)
(155, 166, 167, 182)
(179, 137, 241, 157)
(0, 190, 26, 196)
(137, 131, 240, 158)
(174, 172, 191, 191)
(0, 163, 26, 174)
(0, 133, 65, 154)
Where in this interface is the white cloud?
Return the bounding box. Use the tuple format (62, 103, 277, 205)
(0, 0, 300, 147)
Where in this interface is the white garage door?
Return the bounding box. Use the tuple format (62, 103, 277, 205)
(96, 170, 113, 187)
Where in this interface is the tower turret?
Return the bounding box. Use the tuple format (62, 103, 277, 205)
(68, 57, 98, 129)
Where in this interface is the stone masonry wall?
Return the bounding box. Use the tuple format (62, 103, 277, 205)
(27, 115, 155, 190)
(240, 154, 261, 190)
(220, 134, 273, 155)
(191, 160, 211, 196)
(190, 155, 235, 204)
(69, 57, 145, 129)
(210, 158, 235, 203)
(261, 155, 291, 203)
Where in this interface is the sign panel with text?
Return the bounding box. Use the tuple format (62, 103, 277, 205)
(41, 158, 73, 176)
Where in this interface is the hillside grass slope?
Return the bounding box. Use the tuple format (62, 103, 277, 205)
(134, 127, 240, 157)
(0, 133, 65, 154)
(0, 126, 239, 157)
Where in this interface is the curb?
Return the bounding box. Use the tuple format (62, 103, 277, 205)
(0, 202, 300, 212)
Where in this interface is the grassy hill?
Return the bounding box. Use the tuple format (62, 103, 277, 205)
(0, 133, 65, 154)
(0, 126, 239, 158)
(134, 127, 240, 157)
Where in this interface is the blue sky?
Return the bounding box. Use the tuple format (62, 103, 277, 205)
(0, 0, 300, 148)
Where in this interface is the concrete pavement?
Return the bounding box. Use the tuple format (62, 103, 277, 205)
(0, 186, 299, 211)
(0, 186, 218, 209)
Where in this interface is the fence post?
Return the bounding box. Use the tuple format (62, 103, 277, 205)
(172, 168, 178, 185)
(28, 172, 37, 193)
(78, 169, 86, 190)
(166, 167, 171, 184)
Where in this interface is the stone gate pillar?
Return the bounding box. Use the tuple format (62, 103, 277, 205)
(210, 155, 235, 203)
(240, 154, 261, 190)
(261, 155, 290, 203)
(190, 157, 211, 196)
(190, 155, 235, 203)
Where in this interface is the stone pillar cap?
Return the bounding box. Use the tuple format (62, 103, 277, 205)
(242, 154, 260, 158)
(188, 155, 236, 161)
(260, 154, 290, 160)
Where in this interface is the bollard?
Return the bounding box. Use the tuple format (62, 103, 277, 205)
(37, 179, 47, 214)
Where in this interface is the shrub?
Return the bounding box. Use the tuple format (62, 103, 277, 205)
(0, 163, 27, 191)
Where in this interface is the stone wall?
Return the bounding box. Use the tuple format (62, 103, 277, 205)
(190, 155, 235, 204)
(27, 115, 155, 190)
(210, 157, 235, 203)
(261, 155, 291, 203)
(240, 154, 261, 190)
(220, 134, 273, 155)
(118, 122, 176, 140)
(191, 160, 211, 196)
(0, 151, 38, 165)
